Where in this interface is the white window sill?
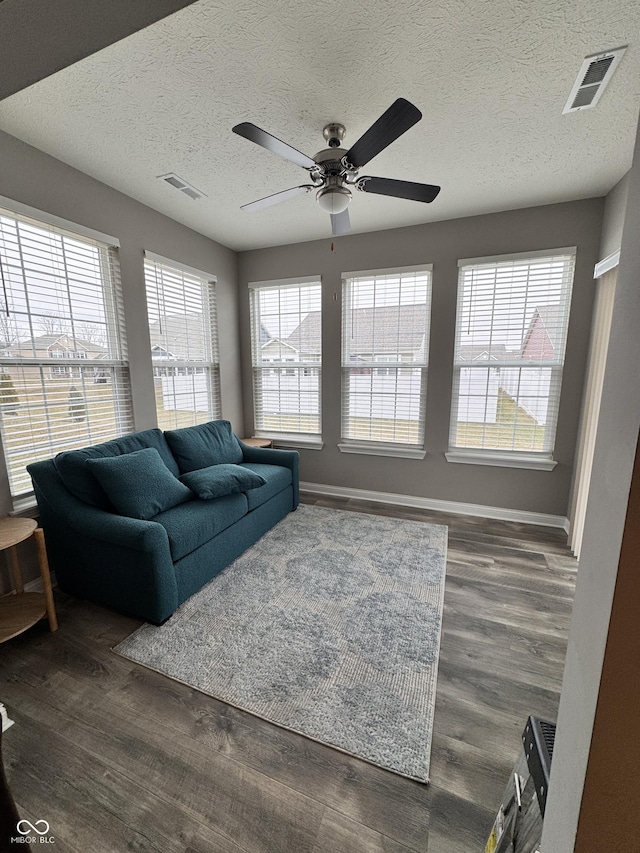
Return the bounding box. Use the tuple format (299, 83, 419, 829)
(272, 439, 324, 451)
(445, 450, 558, 471)
(338, 443, 426, 460)
(10, 495, 39, 517)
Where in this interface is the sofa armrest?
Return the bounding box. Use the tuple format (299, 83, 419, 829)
(28, 458, 179, 623)
(29, 459, 169, 553)
(238, 442, 299, 508)
(67, 504, 170, 553)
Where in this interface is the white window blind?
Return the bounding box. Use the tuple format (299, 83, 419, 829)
(249, 279, 322, 439)
(341, 267, 432, 447)
(0, 207, 133, 500)
(144, 257, 221, 431)
(449, 250, 576, 457)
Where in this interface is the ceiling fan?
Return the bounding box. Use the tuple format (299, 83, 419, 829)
(232, 98, 440, 237)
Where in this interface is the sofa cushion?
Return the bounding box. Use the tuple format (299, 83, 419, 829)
(164, 420, 243, 474)
(86, 448, 192, 520)
(55, 428, 179, 509)
(239, 462, 292, 511)
(153, 493, 248, 560)
(180, 464, 266, 500)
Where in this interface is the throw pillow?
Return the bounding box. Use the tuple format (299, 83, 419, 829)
(165, 420, 244, 473)
(54, 428, 179, 509)
(85, 447, 192, 520)
(180, 464, 266, 500)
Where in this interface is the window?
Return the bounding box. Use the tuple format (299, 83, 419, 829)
(340, 266, 432, 455)
(448, 249, 576, 468)
(144, 253, 221, 431)
(249, 277, 322, 441)
(0, 206, 133, 501)
(49, 348, 69, 377)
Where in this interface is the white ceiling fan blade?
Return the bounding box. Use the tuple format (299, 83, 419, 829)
(233, 123, 317, 170)
(241, 185, 314, 212)
(330, 209, 351, 236)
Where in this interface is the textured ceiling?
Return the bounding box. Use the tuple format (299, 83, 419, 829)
(0, 0, 639, 251)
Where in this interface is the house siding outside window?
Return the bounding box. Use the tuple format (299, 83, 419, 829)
(340, 265, 432, 457)
(0, 205, 133, 501)
(448, 248, 576, 468)
(144, 253, 221, 431)
(249, 277, 322, 442)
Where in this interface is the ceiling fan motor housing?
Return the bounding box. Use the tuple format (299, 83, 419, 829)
(313, 147, 348, 169)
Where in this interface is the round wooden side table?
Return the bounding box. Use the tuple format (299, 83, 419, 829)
(242, 437, 273, 448)
(0, 518, 58, 643)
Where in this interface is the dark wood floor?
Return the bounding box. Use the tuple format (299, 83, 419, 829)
(0, 495, 577, 852)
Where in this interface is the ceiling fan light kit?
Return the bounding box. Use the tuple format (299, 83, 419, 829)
(316, 183, 352, 215)
(233, 98, 441, 237)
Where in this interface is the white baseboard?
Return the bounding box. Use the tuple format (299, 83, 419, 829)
(300, 481, 569, 531)
(23, 571, 57, 593)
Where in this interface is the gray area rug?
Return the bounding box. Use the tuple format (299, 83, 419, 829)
(114, 504, 448, 782)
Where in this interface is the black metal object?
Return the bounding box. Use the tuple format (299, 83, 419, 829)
(522, 716, 556, 818)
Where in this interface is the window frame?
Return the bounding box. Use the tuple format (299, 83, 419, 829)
(143, 252, 221, 432)
(339, 264, 433, 459)
(248, 275, 323, 447)
(447, 247, 577, 470)
(0, 201, 133, 506)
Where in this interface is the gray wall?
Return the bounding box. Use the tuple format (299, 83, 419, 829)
(541, 114, 640, 852)
(0, 0, 199, 100)
(238, 199, 604, 517)
(599, 171, 631, 261)
(0, 129, 242, 588)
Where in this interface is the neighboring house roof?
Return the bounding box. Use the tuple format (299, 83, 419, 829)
(458, 344, 507, 361)
(149, 313, 206, 360)
(258, 323, 271, 346)
(151, 344, 175, 358)
(261, 338, 299, 355)
(285, 311, 321, 352)
(287, 305, 426, 355)
(534, 304, 562, 330)
(5, 333, 106, 354)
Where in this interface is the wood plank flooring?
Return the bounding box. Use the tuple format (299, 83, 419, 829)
(0, 495, 577, 852)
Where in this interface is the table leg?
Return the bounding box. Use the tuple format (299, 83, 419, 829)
(8, 547, 23, 594)
(33, 528, 57, 632)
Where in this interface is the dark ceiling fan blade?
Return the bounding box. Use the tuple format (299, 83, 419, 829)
(233, 122, 317, 170)
(330, 209, 351, 237)
(240, 185, 314, 212)
(357, 176, 440, 203)
(344, 99, 422, 169)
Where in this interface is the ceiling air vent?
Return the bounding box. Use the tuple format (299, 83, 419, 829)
(158, 173, 207, 200)
(563, 47, 626, 114)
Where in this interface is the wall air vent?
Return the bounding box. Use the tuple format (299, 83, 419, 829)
(563, 47, 626, 114)
(158, 173, 207, 200)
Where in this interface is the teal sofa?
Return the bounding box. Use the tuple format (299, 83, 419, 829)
(27, 421, 299, 624)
